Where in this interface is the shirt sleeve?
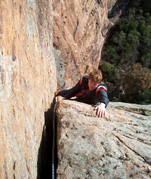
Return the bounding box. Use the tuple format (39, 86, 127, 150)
(97, 89, 109, 107)
(64, 79, 81, 99)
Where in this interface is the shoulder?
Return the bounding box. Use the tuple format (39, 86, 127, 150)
(78, 76, 88, 88)
(96, 81, 108, 95)
(100, 81, 108, 90)
(78, 76, 88, 86)
(81, 76, 88, 83)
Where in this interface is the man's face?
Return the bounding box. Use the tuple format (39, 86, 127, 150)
(88, 79, 100, 90)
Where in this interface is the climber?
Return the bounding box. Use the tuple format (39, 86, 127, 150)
(55, 69, 109, 118)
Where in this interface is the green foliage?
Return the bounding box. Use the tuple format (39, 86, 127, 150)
(123, 63, 151, 103)
(140, 53, 151, 67)
(105, 46, 120, 64)
(99, 61, 118, 83)
(127, 29, 140, 44)
(136, 90, 151, 104)
(102, 3, 151, 104)
(104, 6, 151, 68)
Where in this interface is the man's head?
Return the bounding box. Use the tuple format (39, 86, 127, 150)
(88, 69, 102, 90)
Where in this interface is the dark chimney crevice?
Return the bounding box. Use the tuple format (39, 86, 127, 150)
(37, 97, 57, 179)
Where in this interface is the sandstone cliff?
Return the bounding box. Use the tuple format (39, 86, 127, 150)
(53, 0, 114, 88)
(56, 97, 151, 179)
(1, 0, 142, 178)
(0, 0, 56, 178)
(1, 0, 116, 178)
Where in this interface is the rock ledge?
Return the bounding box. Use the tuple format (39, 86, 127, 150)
(56, 97, 151, 179)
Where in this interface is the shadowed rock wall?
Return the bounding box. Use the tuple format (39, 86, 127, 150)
(0, 0, 56, 178)
(56, 97, 151, 178)
(53, 0, 113, 88)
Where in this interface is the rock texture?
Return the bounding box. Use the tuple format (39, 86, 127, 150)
(56, 97, 151, 179)
(53, 0, 114, 88)
(1, 0, 147, 178)
(0, 0, 56, 178)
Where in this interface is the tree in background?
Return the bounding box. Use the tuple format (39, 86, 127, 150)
(100, 61, 118, 83)
(101, 3, 151, 104)
(104, 7, 151, 68)
(123, 63, 151, 103)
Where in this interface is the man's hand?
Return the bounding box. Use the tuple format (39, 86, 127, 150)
(94, 103, 106, 118)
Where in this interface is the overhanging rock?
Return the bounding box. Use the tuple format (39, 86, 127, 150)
(56, 97, 151, 179)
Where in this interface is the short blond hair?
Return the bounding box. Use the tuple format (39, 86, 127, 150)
(89, 69, 102, 83)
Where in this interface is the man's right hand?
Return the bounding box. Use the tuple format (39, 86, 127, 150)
(94, 103, 106, 118)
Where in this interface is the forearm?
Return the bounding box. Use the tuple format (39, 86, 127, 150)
(97, 90, 109, 107)
(64, 81, 81, 99)
(64, 88, 77, 99)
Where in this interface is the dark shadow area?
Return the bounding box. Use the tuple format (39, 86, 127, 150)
(37, 97, 58, 179)
(108, 0, 131, 18)
(104, 0, 132, 44)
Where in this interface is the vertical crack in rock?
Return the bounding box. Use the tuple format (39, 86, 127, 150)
(73, 19, 79, 40)
(37, 98, 57, 179)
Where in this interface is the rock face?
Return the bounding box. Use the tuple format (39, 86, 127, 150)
(53, 0, 113, 88)
(56, 97, 151, 179)
(0, 0, 56, 178)
(1, 0, 145, 178)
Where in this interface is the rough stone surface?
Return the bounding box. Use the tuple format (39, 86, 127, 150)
(53, 0, 113, 87)
(54, 48, 65, 89)
(1, 0, 145, 178)
(56, 97, 151, 179)
(0, 0, 56, 178)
